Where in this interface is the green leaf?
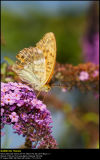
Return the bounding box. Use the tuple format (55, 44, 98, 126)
(7, 71, 15, 76)
(97, 142, 99, 149)
(1, 63, 7, 75)
(63, 104, 72, 113)
(82, 112, 99, 124)
(4, 56, 14, 65)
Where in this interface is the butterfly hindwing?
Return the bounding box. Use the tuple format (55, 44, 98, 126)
(12, 47, 46, 90)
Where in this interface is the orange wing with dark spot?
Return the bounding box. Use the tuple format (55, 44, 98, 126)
(36, 32, 56, 84)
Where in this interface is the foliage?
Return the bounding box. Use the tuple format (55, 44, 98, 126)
(1, 9, 86, 64)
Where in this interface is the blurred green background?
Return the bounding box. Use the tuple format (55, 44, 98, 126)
(1, 1, 90, 65)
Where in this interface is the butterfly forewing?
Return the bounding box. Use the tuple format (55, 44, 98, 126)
(36, 32, 56, 84)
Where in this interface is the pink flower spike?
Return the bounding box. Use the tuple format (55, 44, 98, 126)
(79, 71, 89, 81)
(1, 82, 57, 149)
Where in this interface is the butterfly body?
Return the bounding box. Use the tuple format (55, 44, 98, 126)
(12, 32, 56, 92)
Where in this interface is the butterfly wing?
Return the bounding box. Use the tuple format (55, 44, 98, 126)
(12, 32, 56, 91)
(12, 47, 46, 91)
(36, 32, 56, 84)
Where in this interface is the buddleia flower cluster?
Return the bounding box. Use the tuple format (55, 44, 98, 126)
(1, 82, 57, 149)
(54, 62, 99, 93)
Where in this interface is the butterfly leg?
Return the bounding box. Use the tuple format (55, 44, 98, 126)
(42, 92, 48, 103)
(36, 90, 42, 98)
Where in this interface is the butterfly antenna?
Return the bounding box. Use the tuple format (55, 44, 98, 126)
(36, 90, 42, 98)
(36, 89, 48, 103)
(42, 92, 47, 103)
(36, 86, 48, 101)
(51, 83, 67, 89)
(42, 89, 52, 103)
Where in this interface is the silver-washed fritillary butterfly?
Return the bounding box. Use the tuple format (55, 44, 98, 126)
(12, 32, 56, 92)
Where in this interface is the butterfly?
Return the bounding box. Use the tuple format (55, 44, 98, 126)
(12, 32, 56, 92)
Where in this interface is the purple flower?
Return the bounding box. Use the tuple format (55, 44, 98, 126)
(4, 94, 15, 105)
(93, 70, 99, 77)
(10, 91, 21, 100)
(12, 123, 21, 130)
(37, 135, 58, 149)
(1, 82, 57, 149)
(94, 93, 99, 99)
(9, 112, 19, 122)
(62, 88, 67, 92)
(1, 98, 5, 106)
(39, 104, 47, 111)
(82, 33, 99, 64)
(9, 105, 16, 111)
(1, 108, 4, 116)
(17, 100, 24, 107)
(31, 98, 39, 106)
(79, 71, 89, 81)
(1, 85, 10, 92)
(20, 113, 28, 122)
